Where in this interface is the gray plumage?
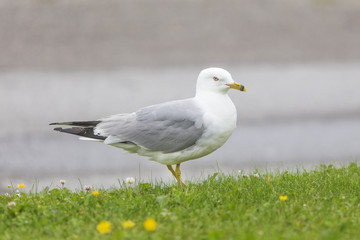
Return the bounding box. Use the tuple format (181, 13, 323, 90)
(95, 98, 205, 153)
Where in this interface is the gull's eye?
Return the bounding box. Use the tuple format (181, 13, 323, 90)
(213, 76, 219, 81)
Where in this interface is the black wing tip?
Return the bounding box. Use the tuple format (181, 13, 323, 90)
(49, 121, 101, 127)
(51, 126, 106, 140)
(49, 122, 69, 126)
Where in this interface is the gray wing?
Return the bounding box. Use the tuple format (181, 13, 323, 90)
(94, 98, 205, 153)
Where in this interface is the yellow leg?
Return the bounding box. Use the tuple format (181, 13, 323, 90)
(167, 164, 186, 187)
(175, 164, 186, 188)
(167, 165, 176, 177)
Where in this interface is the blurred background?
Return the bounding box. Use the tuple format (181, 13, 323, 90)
(1, 0, 360, 192)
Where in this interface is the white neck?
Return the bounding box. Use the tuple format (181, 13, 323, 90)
(194, 90, 235, 118)
(195, 88, 230, 98)
(194, 88, 237, 140)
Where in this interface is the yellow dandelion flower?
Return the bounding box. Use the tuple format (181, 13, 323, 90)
(92, 191, 100, 196)
(143, 217, 157, 231)
(17, 184, 25, 189)
(279, 195, 288, 201)
(96, 221, 111, 234)
(122, 220, 135, 229)
(8, 185, 11, 189)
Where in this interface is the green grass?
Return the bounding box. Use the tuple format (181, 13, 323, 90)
(1, 163, 360, 240)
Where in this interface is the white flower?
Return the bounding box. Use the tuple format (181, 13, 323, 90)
(126, 177, 135, 185)
(161, 209, 171, 217)
(7, 201, 16, 207)
(60, 179, 66, 185)
(242, 173, 249, 178)
(253, 173, 260, 178)
(4, 193, 10, 197)
(84, 185, 92, 192)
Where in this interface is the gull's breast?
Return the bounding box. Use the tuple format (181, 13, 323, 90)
(194, 95, 237, 156)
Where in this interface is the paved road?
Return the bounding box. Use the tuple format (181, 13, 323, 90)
(1, 0, 360, 71)
(1, 63, 360, 191)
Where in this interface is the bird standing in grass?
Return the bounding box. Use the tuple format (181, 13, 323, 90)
(50, 68, 246, 187)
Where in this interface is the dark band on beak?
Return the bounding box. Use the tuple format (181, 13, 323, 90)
(240, 85, 245, 91)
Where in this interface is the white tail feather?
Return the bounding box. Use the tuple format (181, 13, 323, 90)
(79, 137, 102, 142)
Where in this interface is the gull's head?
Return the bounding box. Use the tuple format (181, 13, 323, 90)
(196, 67, 246, 95)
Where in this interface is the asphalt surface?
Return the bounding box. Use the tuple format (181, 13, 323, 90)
(1, 64, 360, 191)
(1, 0, 360, 71)
(1, 0, 360, 191)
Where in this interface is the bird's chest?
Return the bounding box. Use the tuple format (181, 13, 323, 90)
(203, 113, 236, 145)
(197, 97, 237, 151)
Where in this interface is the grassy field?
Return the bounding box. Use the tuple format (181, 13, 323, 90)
(1, 163, 360, 240)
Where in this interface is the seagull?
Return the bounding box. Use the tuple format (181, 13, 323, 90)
(50, 68, 246, 187)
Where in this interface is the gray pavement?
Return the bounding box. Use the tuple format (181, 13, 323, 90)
(1, 64, 360, 191)
(1, 0, 360, 192)
(1, 0, 360, 71)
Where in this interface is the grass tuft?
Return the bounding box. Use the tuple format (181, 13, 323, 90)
(1, 162, 360, 239)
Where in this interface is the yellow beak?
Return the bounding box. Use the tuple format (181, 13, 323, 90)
(226, 82, 247, 92)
